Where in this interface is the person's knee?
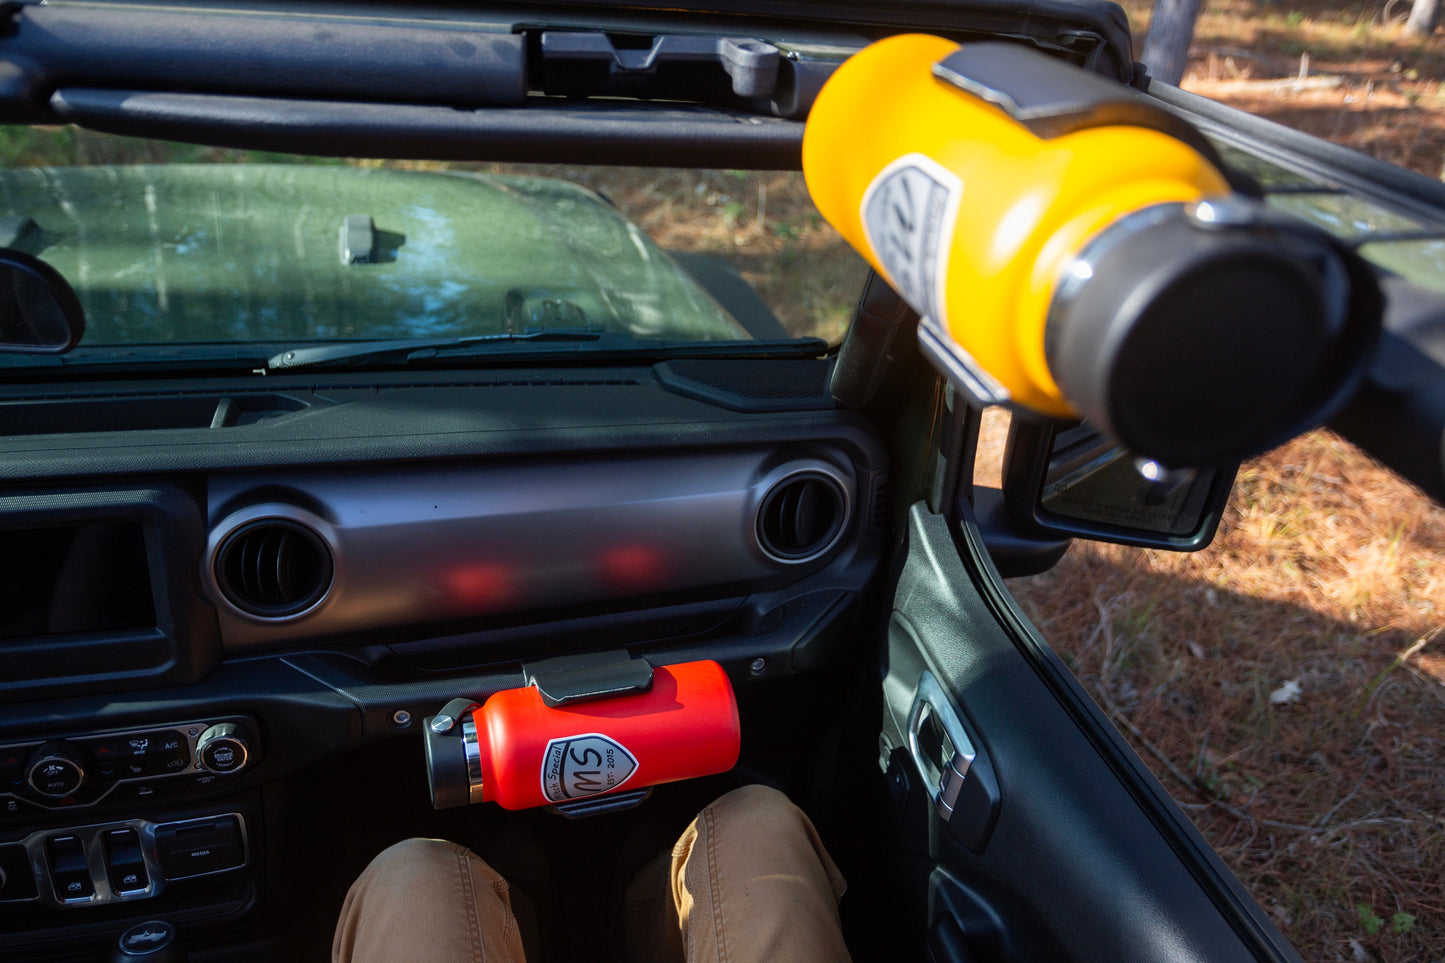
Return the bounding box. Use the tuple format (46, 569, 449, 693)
(351, 837, 491, 905)
(702, 784, 813, 843)
(365, 837, 462, 878)
(337, 839, 525, 963)
(705, 783, 795, 819)
(672, 786, 851, 960)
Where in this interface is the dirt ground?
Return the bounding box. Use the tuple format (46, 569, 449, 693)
(1145, 0, 1445, 175)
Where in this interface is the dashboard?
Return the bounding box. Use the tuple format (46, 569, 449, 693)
(0, 357, 887, 958)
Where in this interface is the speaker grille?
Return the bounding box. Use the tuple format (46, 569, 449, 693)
(756, 472, 847, 562)
(214, 519, 332, 619)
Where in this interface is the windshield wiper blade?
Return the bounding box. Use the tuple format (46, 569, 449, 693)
(267, 329, 609, 371)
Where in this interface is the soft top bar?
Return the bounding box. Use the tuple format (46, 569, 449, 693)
(49, 91, 807, 169)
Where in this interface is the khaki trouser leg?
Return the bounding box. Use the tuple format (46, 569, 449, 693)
(336, 785, 848, 963)
(625, 784, 851, 963)
(333, 837, 527, 963)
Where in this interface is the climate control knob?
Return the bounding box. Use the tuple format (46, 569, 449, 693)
(196, 724, 251, 775)
(26, 742, 86, 798)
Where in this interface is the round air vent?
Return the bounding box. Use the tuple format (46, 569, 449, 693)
(756, 471, 848, 563)
(213, 518, 333, 619)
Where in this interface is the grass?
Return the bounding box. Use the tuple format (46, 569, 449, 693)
(1001, 428, 1445, 962)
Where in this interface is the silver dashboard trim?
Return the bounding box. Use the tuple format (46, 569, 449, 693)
(204, 451, 858, 647)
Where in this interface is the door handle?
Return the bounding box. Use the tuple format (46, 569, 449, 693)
(907, 671, 978, 821)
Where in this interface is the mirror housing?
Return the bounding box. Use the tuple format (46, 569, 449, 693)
(0, 249, 84, 353)
(1002, 418, 1236, 551)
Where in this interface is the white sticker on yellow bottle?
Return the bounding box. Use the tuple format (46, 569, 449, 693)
(541, 733, 638, 802)
(859, 153, 963, 330)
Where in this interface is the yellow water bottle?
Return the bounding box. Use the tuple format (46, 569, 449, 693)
(804, 35, 1380, 466)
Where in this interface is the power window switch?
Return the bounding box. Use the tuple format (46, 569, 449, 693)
(46, 835, 94, 901)
(0, 842, 37, 901)
(102, 828, 150, 894)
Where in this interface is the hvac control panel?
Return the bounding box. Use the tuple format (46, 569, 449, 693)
(0, 813, 247, 907)
(0, 718, 256, 817)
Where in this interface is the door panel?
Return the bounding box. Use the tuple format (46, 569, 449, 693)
(881, 501, 1300, 963)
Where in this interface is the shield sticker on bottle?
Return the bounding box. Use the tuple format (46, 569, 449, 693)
(540, 733, 639, 802)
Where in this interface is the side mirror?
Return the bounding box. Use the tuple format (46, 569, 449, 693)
(1003, 418, 1236, 551)
(0, 249, 84, 353)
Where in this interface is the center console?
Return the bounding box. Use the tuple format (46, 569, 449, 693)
(0, 715, 265, 959)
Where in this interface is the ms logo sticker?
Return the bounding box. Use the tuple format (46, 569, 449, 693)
(541, 733, 638, 802)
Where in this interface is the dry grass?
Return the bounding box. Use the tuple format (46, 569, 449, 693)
(1133, 0, 1445, 174)
(1002, 428, 1445, 961)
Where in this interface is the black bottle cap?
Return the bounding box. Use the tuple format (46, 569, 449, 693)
(1045, 201, 1381, 467)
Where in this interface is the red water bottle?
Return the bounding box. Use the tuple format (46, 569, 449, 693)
(424, 659, 740, 811)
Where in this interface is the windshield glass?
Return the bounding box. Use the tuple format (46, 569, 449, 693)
(0, 131, 869, 363)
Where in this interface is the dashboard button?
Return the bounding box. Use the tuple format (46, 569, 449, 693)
(85, 741, 133, 781)
(196, 725, 250, 775)
(101, 828, 149, 894)
(105, 780, 169, 804)
(0, 745, 35, 781)
(30, 759, 83, 796)
(137, 749, 191, 777)
(45, 835, 93, 901)
(120, 732, 165, 761)
(26, 743, 86, 798)
(84, 736, 124, 763)
(1, 794, 44, 818)
(156, 816, 244, 879)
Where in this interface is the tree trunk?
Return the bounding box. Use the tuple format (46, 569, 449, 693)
(1142, 0, 1206, 86)
(1407, 0, 1439, 37)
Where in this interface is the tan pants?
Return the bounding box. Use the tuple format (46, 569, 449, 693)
(333, 785, 851, 962)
